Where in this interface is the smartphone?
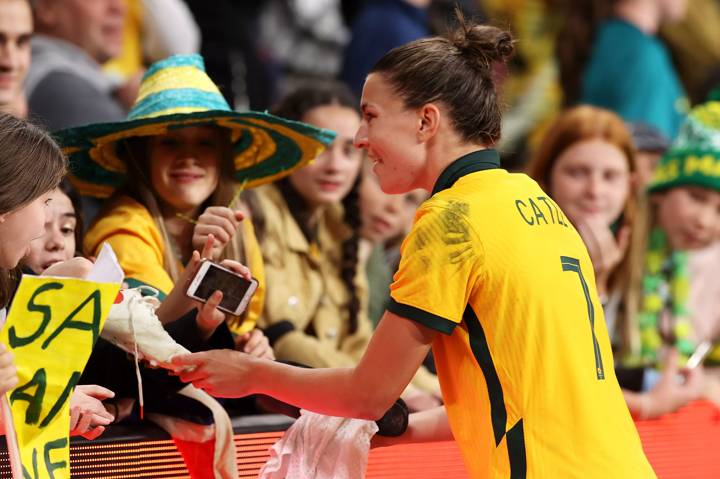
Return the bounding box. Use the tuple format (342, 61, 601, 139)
(186, 260, 259, 316)
(686, 340, 713, 369)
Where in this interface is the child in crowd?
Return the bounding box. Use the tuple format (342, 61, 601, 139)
(359, 160, 427, 326)
(246, 83, 440, 408)
(627, 122, 671, 189)
(0, 113, 114, 439)
(622, 102, 720, 417)
(22, 180, 82, 274)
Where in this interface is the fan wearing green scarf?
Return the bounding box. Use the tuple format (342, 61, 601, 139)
(624, 101, 720, 418)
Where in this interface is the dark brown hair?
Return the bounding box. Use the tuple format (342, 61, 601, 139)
(0, 113, 67, 307)
(370, 11, 514, 146)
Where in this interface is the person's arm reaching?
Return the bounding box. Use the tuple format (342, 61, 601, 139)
(174, 310, 436, 419)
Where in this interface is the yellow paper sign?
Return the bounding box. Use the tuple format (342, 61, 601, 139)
(1, 275, 119, 479)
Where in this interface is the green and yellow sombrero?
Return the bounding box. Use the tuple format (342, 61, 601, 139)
(55, 54, 335, 198)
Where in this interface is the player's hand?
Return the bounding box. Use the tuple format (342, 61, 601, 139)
(192, 206, 244, 260)
(644, 349, 705, 418)
(575, 218, 630, 297)
(42, 257, 94, 279)
(172, 349, 257, 398)
(0, 344, 18, 395)
(235, 329, 274, 360)
(69, 385, 115, 440)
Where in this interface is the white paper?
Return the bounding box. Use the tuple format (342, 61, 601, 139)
(87, 243, 125, 284)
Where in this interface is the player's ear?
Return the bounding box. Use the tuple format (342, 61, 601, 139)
(417, 103, 441, 142)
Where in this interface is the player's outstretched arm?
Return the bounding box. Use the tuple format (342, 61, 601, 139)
(372, 405, 453, 448)
(173, 310, 436, 420)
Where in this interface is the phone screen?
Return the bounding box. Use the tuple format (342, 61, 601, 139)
(195, 264, 254, 313)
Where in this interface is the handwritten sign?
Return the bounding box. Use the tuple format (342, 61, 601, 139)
(1, 245, 122, 479)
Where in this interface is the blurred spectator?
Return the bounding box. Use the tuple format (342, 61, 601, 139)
(556, 0, 689, 140)
(0, 0, 32, 117)
(259, 0, 349, 100)
(359, 162, 415, 326)
(622, 102, 720, 415)
(22, 180, 82, 272)
(426, 0, 485, 35)
(627, 122, 671, 189)
(26, 0, 127, 131)
(689, 241, 720, 357)
(661, 0, 720, 105)
(104, 0, 201, 109)
(182, 1, 275, 110)
(699, 66, 720, 105)
(482, 0, 563, 171)
(340, 0, 430, 97)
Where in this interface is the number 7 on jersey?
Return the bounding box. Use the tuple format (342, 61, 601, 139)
(561, 256, 605, 380)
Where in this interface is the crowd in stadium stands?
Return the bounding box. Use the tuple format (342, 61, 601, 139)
(1, 0, 720, 476)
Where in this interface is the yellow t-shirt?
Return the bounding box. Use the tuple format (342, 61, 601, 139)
(389, 150, 655, 478)
(85, 195, 264, 335)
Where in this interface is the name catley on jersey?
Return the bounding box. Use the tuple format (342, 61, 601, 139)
(388, 150, 656, 478)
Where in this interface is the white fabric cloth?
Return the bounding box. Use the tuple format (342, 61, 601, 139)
(259, 410, 378, 479)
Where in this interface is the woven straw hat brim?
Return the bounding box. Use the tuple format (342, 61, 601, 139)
(56, 109, 335, 198)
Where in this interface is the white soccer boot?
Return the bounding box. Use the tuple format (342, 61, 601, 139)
(102, 287, 190, 369)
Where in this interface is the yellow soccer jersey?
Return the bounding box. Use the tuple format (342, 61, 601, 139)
(388, 150, 655, 479)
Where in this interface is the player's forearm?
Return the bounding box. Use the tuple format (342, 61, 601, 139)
(249, 358, 401, 420)
(372, 406, 453, 448)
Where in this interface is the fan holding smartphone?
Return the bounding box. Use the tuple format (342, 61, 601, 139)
(187, 260, 259, 317)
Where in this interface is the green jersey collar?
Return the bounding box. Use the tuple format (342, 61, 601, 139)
(431, 149, 500, 196)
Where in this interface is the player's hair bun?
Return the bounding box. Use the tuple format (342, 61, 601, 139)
(452, 20, 514, 70)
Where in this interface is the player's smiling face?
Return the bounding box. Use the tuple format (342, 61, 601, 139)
(354, 73, 427, 195)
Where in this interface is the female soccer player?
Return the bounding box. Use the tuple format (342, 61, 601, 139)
(173, 16, 656, 478)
